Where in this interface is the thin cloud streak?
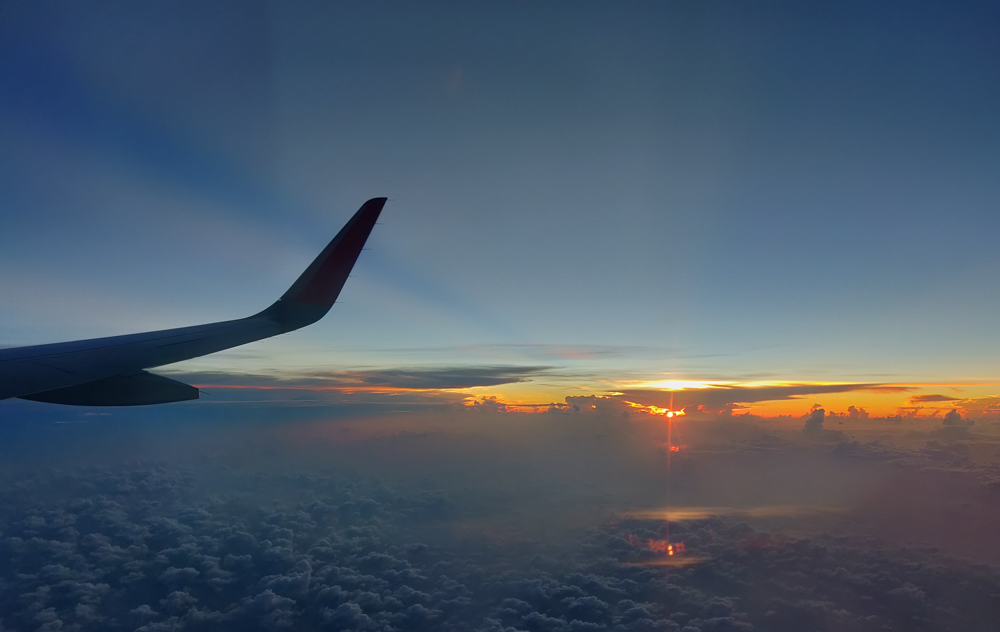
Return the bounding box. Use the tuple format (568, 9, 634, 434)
(176, 365, 552, 391)
(910, 393, 962, 403)
(354, 343, 729, 361)
(619, 383, 886, 410)
(626, 505, 846, 521)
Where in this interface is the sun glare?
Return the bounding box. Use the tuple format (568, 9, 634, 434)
(625, 401, 686, 417)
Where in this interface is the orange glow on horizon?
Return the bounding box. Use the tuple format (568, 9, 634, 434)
(192, 374, 1000, 421)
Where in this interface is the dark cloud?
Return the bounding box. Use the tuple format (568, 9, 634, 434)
(619, 383, 885, 413)
(846, 405, 869, 419)
(802, 407, 826, 436)
(800, 406, 847, 442)
(466, 395, 508, 413)
(174, 365, 552, 391)
(565, 395, 633, 416)
(943, 408, 972, 426)
(331, 366, 552, 389)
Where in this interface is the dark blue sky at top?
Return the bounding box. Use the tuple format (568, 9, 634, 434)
(1, 1, 998, 381)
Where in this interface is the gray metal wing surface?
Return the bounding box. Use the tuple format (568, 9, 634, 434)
(0, 197, 386, 406)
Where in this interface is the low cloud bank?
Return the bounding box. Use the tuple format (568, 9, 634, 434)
(3, 405, 1000, 631)
(3, 458, 1000, 632)
(620, 383, 886, 415)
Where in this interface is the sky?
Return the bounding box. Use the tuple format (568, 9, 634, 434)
(5, 4, 1000, 632)
(2, 1, 1000, 418)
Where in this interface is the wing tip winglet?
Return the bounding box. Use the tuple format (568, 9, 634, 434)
(257, 197, 387, 330)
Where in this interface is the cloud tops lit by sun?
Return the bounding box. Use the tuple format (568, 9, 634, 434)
(159, 363, 1000, 423)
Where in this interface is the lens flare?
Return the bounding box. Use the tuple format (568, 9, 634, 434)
(634, 557, 710, 567)
(625, 401, 686, 417)
(626, 533, 700, 565)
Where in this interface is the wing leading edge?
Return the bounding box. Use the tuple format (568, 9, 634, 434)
(0, 197, 387, 406)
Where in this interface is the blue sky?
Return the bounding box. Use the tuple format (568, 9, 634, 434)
(2, 1, 999, 400)
(7, 9, 1000, 632)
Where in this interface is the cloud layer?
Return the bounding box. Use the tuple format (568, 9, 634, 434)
(4, 401, 1000, 631)
(3, 454, 1000, 632)
(182, 365, 552, 391)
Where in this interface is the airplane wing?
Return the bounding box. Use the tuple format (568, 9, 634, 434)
(0, 197, 387, 406)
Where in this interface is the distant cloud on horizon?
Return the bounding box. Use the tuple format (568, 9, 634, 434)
(147, 365, 1000, 420)
(618, 383, 888, 413)
(175, 365, 552, 392)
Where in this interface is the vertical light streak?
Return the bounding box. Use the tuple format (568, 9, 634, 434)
(666, 391, 673, 541)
